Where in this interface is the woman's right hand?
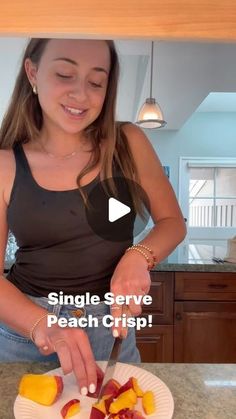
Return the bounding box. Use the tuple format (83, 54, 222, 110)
(33, 319, 97, 396)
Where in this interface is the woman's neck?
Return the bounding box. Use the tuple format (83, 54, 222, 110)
(37, 127, 90, 156)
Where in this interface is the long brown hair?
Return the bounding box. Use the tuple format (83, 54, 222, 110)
(0, 38, 145, 215)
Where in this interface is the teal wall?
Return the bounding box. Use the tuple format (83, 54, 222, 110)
(146, 112, 236, 197)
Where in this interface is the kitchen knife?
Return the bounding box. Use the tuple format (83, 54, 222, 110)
(97, 337, 123, 401)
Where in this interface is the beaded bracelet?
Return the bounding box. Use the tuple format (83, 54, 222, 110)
(126, 246, 154, 270)
(29, 312, 54, 343)
(132, 244, 157, 265)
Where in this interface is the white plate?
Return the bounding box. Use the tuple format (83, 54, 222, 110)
(14, 362, 174, 419)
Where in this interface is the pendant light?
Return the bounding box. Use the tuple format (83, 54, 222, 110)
(136, 41, 166, 129)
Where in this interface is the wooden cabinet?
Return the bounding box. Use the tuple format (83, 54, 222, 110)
(137, 270, 236, 363)
(175, 272, 236, 301)
(136, 272, 174, 362)
(174, 272, 236, 363)
(137, 325, 173, 362)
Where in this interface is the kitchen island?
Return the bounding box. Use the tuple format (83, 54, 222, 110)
(1, 362, 235, 419)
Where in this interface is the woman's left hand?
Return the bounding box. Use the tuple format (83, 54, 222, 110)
(110, 250, 151, 337)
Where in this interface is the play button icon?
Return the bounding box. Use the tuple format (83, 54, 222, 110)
(85, 176, 150, 242)
(108, 198, 131, 222)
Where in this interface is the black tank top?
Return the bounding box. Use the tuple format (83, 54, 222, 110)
(6, 143, 133, 297)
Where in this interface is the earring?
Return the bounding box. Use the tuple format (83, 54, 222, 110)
(32, 85, 37, 95)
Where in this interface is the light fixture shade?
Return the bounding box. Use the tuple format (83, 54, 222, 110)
(136, 98, 167, 129)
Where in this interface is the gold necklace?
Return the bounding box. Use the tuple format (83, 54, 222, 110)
(38, 141, 81, 160)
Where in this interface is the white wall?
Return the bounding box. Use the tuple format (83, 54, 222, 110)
(147, 112, 236, 196)
(0, 38, 28, 120)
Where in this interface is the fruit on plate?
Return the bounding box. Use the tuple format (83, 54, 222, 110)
(116, 377, 143, 398)
(109, 388, 137, 414)
(108, 409, 144, 418)
(18, 374, 63, 406)
(142, 391, 155, 415)
(90, 398, 107, 415)
(131, 378, 144, 398)
(102, 378, 121, 398)
(89, 375, 156, 418)
(90, 406, 106, 419)
(61, 399, 80, 418)
(104, 395, 114, 415)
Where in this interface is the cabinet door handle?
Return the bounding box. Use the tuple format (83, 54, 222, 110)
(208, 283, 228, 289)
(175, 313, 182, 321)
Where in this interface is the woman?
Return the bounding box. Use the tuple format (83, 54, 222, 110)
(0, 38, 186, 394)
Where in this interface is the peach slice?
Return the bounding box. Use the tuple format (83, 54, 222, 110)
(142, 390, 155, 415)
(116, 378, 133, 397)
(61, 399, 80, 418)
(89, 393, 113, 419)
(18, 374, 63, 406)
(92, 398, 107, 415)
(109, 389, 137, 414)
(108, 409, 144, 418)
(104, 395, 114, 414)
(129, 411, 145, 419)
(102, 378, 121, 398)
(131, 378, 144, 398)
(116, 378, 143, 399)
(89, 406, 106, 419)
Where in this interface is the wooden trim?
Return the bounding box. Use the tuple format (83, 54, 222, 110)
(1, 0, 236, 41)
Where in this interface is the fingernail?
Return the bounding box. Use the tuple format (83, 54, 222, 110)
(80, 386, 88, 396)
(89, 383, 96, 393)
(113, 329, 119, 338)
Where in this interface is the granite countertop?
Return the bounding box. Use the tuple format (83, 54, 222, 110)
(153, 261, 236, 272)
(1, 362, 236, 419)
(4, 241, 236, 273)
(5, 261, 236, 273)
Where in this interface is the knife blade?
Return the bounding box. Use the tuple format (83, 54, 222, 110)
(97, 337, 123, 401)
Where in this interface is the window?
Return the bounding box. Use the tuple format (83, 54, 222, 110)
(189, 167, 236, 227)
(179, 158, 236, 263)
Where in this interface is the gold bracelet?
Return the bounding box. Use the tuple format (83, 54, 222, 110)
(133, 244, 157, 265)
(126, 246, 153, 270)
(29, 312, 53, 343)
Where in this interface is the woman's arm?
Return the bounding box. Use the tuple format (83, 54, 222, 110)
(0, 152, 56, 340)
(0, 276, 97, 394)
(123, 123, 187, 259)
(0, 157, 97, 394)
(110, 124, 186, 334)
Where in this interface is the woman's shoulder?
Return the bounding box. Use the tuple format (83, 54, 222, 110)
(0, 149, 16, 190)
(0, 148, 15, 168)
(117, 121, 154, 157)
(0, 149, 16, 206)
(117, 120, 150, 139)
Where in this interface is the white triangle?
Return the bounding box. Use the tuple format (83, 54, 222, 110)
(108, 197, 131, 222)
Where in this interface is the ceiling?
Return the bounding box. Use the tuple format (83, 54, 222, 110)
(196, 92, 236, 113)
(115, 40, 236, 129)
